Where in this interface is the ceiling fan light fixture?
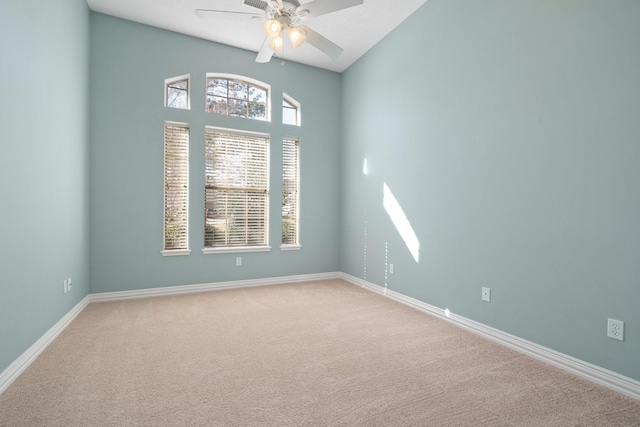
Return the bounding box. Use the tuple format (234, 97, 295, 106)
(269, 34, 284, 52)
(264, 19, 283, 39)
(289, 26, 306, 48)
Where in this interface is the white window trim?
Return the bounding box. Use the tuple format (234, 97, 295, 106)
(283, 92, 301, 126)
(162, 249, 192, 257)
(206, 73, 271, 122)
(202, 246, 271, 255)
(165, 74, 191, 109)
(206, 125, 271, 139)
(280, 244, 301, 251)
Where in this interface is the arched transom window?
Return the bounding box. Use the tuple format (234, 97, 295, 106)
(206, 74, 270, 121)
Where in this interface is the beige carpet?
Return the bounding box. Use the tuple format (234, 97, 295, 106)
(1, 279, 639, 426)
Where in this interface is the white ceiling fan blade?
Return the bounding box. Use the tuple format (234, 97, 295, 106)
(298, 25, 343, 61)
(195, 9, 263, 19)
(243, 0, 269, 11)
(297, 0, 364, 19)
(255, 37, 274, 63)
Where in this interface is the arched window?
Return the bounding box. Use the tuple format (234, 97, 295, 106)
(206, 74, 270, 121)
(162, 73, 304, 255)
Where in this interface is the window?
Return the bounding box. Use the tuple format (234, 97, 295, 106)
(163, 123, 190, 255)
(165, 75, 190, 109)
(204, 127, 270, 253)
(206, 75, 269, 121)
(282, 93, 300, 126)
(282, 137, 300, 248)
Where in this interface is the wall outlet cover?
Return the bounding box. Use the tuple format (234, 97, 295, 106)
(607, 318, 624, 341)
(481, 287, 491, 302)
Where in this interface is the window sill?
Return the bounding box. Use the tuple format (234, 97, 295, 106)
(202, 246, 271, 255)
(280, 244, 301, 251)
(161, 249, 191, 257)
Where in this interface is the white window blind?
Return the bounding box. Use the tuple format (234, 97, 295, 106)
(205, 128, 269, 250)
(282, 137, 300, 246)
(164, 123, 189, 252)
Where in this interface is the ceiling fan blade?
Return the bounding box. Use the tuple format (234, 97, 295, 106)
(297, 0, 364, 18)
(298, 25, 343, 61)
(243, 0, 269, 11)
(195, 9, 263, 19)
(255, 38, 274, 63)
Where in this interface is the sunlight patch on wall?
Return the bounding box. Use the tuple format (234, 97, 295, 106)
(383, 183, 420, 263)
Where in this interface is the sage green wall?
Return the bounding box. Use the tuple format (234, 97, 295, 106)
(3, 0, 638, 389)
(340, 0, 640, 381)
(0, 0, 90, 374)
(89, 13, 341, 293)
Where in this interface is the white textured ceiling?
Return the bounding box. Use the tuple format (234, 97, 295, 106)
(85, 0, 427, 72)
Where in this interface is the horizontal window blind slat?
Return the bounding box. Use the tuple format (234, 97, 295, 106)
(282, 137, 300, 246)
(204, 127, 269, 249)
(164, 124, 189, 251)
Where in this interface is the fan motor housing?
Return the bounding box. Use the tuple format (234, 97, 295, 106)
(266, 1, 302, 21)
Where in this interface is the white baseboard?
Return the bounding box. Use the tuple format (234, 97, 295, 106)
(0, 272, 340, 396)
(0, 296, 90, 395)
(3, 271, 639, 403)
(339, 272, 640, 401)
(89, 272, 341, 302)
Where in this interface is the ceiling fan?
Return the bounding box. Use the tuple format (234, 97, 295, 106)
(195, 0, 364, 63)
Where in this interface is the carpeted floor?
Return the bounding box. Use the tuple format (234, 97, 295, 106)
(1, 279, 639, 426)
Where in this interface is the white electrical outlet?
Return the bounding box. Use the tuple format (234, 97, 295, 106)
(607, 318, 624, 341)
(236, 257, 242, 267)
(63, 279, 68, 294)
(481, 287, 491, 303)
(68, 277, 72, 292)
(389, 264, 394, 274)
